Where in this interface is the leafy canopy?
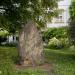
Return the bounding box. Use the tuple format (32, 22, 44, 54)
(0, 0, 58, 33)
(69, 0, 75, 20)
(69, 0, 75, 45)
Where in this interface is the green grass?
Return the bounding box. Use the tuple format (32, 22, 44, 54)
(0, 46, 49, 75)
(44, 48, 75, 75)
(0, 46, 75, 75)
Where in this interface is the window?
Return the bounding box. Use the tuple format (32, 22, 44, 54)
(59, 15, 62, 22)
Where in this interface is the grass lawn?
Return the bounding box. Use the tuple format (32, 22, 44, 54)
(0, 46, 75, 75)
(44, 48, 75, 75)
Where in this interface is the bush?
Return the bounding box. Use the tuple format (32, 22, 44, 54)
(48, 37, 70, 49)
(0, 29, 8, 45)
(48, 37, 62, 49)
(60, 38, 70, 48)
(42, 27, 68, 43)
(0, 36, 7, 45)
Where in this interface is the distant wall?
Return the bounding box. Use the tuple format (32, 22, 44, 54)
(47, 23, 68, 28)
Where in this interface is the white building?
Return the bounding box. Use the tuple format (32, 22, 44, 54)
(0, 28, 17, 44)
(47, 0, 71, 28)
(7, 35, 17, 43)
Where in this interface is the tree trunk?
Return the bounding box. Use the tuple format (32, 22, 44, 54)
(18, 21, 44, 66)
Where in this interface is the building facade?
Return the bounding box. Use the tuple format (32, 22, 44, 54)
(47, 0, 71, 28)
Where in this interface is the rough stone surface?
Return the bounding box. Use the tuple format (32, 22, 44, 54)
(18, 21, 44, 66)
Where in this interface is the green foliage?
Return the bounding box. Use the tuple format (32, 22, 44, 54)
(69, 0, 75, 20)
(59, 38, 70, 48)
(48, 37, 62, 49)
(0, 36, 7, 44)
(48, 37, 70, 49)
(42, 27, 68, 43)
(42, 27, 69, 49)
(0, 29, 8, 36)
(0, 29, 8, 44)
(0, 0, 58, 33)
(69, 0, 75, 45)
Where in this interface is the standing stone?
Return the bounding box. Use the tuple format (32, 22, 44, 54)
(18, 21, 44, 66)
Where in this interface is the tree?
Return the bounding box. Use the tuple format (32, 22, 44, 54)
(0, 0, 58, 66)
(69, 0, 75, 45)
(0, 29, 8, 44)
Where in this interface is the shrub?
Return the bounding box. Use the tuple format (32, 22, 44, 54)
(48, 37, 62, 49)
(48, 37, 70, 49)
(0, 29, 8, 45)
(42, 27, 68, 43)
(0, 36, 7, 44)
(60, 38, 70, 48)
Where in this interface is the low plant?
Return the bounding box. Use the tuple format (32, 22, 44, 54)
(48, 37, 70, 49)
(48, 37, 62, 49)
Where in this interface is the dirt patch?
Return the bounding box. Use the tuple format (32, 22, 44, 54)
(15, 63, 54, 75)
